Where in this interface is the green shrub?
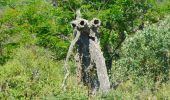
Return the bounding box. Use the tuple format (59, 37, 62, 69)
(145, 0, 170, 23)
(113, 16, 170, 83)
(0, 46, 88, 99)
(104, 77, 170, 99)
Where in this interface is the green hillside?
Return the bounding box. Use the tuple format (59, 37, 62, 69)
(0, 0, 170, 99)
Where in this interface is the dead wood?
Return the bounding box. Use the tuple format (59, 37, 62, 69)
(89, 39, 110, 92)
(63, 9, 110, 93)
(61, 28, 80, 90)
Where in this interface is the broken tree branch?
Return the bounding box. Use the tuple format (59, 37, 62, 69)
(61, 29, 81, 90)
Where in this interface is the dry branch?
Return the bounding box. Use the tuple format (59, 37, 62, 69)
(61, 30, 80, 90)
(62, 9, 110, 93)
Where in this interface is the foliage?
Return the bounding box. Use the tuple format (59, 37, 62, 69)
(0, 0, 72, 65)
(0, 46, 88, 99)
(101, 16, 170, 100)
(1, 0, 170, 65)
(0, 0, 170, 99)
(97, 77, 170, 99)
(0, 45, 170, 99)
(112, 16, 170, 83)
(145, 0, 170, 23)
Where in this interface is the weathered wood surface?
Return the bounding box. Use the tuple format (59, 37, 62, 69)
(89, 39, 110, 92)
(63, 10, 110, 93)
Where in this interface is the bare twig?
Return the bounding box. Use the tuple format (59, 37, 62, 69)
(61, 30, 81, 90)
(76, 9, 82, 19)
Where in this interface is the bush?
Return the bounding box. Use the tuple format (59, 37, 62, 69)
(98, 77, 170, 99)
(104, 16, 170, 100)
(0, 46, 88, 99)
(113, 16, 170, 83)
(145, 0, 170, 23)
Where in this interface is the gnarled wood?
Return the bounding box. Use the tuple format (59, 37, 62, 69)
(63, 9, 110, 93)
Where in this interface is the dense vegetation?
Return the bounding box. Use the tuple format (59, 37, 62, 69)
(0, 0, 170, 99)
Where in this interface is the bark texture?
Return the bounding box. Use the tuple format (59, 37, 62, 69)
(89, 39, 110, 92)
(63, 10, 110, 93)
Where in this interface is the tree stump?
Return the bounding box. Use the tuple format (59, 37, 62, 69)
(63, 10, 110, 94)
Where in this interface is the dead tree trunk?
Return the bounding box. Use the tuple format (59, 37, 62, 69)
(63, 10, 110, 93)
(89, 39, 110, 92)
